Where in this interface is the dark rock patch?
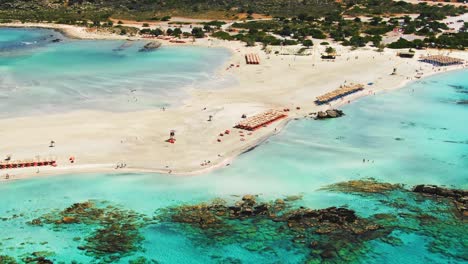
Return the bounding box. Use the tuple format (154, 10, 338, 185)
(315, 109, 344, 120)
(139, 41, 161, 52)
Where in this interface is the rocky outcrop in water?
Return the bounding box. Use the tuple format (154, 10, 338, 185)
(157, 194, 391, 262)
(321, 179, 403, 194)
(138, 41, 161, 52)
(413, 185, 467, 218)
(30, 201, 149, 262)
(0, 255, 17, 264)
(315, 109, 344, 120)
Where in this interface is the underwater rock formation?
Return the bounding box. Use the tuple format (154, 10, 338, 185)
(0, 255, 17, 264)
(413, 184, 467, 218)
(156, 195, 393, 262)
(315, 109, 344, 120)
(323, 180, 468, 261)
(30, 201, 149, 262)
(321, 178, 403, 194)
(138, 41, 161, 52)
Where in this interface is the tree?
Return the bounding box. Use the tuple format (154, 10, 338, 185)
(212, 31, 233, 40)
(191, 27, 205, 38)
(298, 13, 307, 21)
(246, 38, 256, 47)
(203, 24, 212, 32)
(377, 43, 385, 52)
(173, 28, 182, 36)
(370, 16, 383, 26)
(152, 28, 164, 36)
(302, 39, 313, 48)
(325, 46, 336, 54)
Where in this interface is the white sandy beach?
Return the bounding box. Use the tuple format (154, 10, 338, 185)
(0, 22, 467, 181)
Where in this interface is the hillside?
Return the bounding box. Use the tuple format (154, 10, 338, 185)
(0, 0, 341, 21)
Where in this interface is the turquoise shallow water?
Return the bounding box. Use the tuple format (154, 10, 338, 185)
(0, 28, 467, 263)
(0, 28, 232, 117)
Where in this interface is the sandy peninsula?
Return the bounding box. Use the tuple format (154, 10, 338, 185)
(0, 22, 467, 181)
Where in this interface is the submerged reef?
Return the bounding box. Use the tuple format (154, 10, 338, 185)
(413, 184, 467, 219)
(12, 180, 466, 263)
(320, 178, 403, 194)
(155, 181, 467, 263)
(155, 195, 394, 263)
(139, 41, 162, 52)
(323, 180, 468, 261)
(0, 255, 18, 264)
(29, 200, 150, 263)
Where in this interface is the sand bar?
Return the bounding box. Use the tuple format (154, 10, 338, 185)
(0, 23, 467, 181)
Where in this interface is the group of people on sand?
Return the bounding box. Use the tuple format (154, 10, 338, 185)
(201, 160, 211, 166)
(115, 162, 127, 169)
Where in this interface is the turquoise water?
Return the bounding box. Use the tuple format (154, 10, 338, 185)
(0, 28, 232, 117)
(0, 28, 467, 263)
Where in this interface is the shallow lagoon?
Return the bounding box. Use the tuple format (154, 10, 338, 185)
(0, 28, 467, 264)
(0, 28, 232, 117)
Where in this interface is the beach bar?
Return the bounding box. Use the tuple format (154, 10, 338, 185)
(0, 159, 57, 170)
(419, 55, 464, 66)
(315, 84, 364, 105)
(234, 110, 287, 131)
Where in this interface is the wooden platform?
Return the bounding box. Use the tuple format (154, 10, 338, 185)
(315, 84, 364, 105)
(245, 54, 260, 65)
(234, 110, 287, 131)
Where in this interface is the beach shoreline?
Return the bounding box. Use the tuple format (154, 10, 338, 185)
(0, 23, 467, 182)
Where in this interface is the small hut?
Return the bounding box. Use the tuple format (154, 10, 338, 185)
(397, 50, 415, 58)
(321, 53, 336, 59)
(321, 46, 337, 59)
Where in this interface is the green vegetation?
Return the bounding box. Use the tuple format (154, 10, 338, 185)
(325, 46, 336, 54)
(191, 27, 205, 38)
(3, 0, 464, 23)
(139, 28, 164, 36)
(231, 16, 388, 48)
(212, 31, 233, 40)
(343, 0, 466, 17)
(0, 0, 339, 21)
(0, 0, 465, 49)
(388, 33, 467, 50)
(302, 39, 313, 48)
